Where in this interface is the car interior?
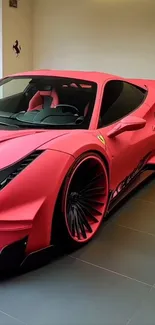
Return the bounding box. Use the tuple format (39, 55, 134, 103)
(0, 77, 97, 128)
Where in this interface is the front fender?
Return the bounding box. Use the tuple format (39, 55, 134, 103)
(40, 131, 111, 171)
(0, 149, 75, 252)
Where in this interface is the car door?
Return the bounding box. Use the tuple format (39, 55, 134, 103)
(98, 79, 153, 191)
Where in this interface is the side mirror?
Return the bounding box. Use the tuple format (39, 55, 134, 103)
(107, 116, 146, 138)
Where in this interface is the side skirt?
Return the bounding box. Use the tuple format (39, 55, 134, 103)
(108, 166, 155, 213)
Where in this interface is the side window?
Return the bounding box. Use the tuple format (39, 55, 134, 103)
(98, 80, 147, 127)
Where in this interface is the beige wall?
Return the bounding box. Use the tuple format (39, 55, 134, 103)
(2, 0, 33, 77)
(33, 0, 155, 78)
(1, 0, 155, 79)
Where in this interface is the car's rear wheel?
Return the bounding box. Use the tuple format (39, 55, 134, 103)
(52, 152, 109, 247)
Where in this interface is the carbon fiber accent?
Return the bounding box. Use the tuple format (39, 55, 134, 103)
(0, 236, 27, 273)
(0, 236, 54, 274)
(0, 150, 43, 190)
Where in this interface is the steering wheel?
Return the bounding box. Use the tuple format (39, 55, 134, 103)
(56, 104, 80, 115)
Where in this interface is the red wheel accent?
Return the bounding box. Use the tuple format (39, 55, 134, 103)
(63, 153, 109, 243)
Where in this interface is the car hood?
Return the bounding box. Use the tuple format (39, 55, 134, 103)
(0, 129, 69, 169)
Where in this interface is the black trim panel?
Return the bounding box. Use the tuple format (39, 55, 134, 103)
(0, 236, 27, 273)
(0, 236, 54, 275)
(0, 150, 43, 190)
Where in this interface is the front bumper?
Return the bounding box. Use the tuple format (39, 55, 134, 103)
(0, 237, 54, 274)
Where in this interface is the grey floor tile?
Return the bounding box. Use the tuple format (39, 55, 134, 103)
(0, 257, 150, 325)
(0, 311, 25, 325)
(112, 198, 155, 235)
(72, 222, 155, 285)
(133, 177, 155, 203)
(128, 287, 155, 325)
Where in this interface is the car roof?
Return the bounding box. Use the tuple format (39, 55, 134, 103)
(8, 70, 119, 84)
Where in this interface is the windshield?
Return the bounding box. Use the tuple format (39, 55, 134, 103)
(0, 76, 97, 130)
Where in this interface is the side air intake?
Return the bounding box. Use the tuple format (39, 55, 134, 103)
(0, 150, 43, 190)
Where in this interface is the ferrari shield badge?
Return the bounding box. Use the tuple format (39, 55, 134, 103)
(97, 135, 106, 145)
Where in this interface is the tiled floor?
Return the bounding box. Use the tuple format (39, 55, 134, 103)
(1, 178, 155, 325)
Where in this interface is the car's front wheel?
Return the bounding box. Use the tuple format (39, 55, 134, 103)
(52, 152, 109, 248)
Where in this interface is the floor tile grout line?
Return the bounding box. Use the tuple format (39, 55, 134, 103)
(133, 197, 155, 205)
(69, 255, 152, 287)
(0, 309, 27, 325)
(117, 223, 155, 238)
(125, 286, 154, 325)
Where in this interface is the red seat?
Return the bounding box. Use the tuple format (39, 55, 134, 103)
(28, 89, 59, 111)
(84, 103, 89, 116)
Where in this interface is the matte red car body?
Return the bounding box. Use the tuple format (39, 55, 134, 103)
(1, 69, 155, 267)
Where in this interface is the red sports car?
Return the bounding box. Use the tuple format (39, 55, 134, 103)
(0, 70, 155, 271)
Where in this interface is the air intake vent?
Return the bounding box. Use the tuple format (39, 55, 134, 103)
(0, 150, 43, 190)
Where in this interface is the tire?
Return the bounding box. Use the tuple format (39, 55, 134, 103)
(52, 152, 109, 248)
